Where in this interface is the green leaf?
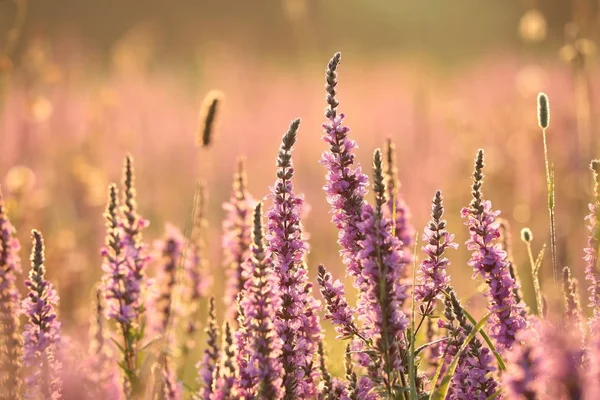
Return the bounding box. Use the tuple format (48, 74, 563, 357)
(110, 337, 125, 354)
(533, 244, 546, 276)
(414, 337, 449, 357)
(430, 312, 492, 400)
(485, 390, 503, 400)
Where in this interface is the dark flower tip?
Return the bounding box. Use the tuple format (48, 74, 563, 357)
(520, 228, 533, 243)
(537, 92, 550, 129)
(372, 148, 386, 208)
(325, 52, 342, 119)
(277, 118, 301, 170)
(198, 90, 223, 148)
(252, 202, 264, 247)
(30, 229, 44, 272)
(469, 149, 485, 213)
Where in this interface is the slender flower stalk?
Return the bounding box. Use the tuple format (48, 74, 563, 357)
(462, 150, 527, 351)
(223, 159, 254, 321)
(384, 138, 414, 250)
(356, 149, 410, 393)
(22, 230, 62, 400)
(197, 297, 220, 400)
(521, 228, 544, 316)
(537, 92, 558, 283)
(415, 190, 458, 306)
(210, 322, 236, 400)
(182, 183, 211, 359)
(237, 202, 284, 399)
(585, 159, 600, 324)
(266, 118, 321, 398)
(0, 187, 22, 399)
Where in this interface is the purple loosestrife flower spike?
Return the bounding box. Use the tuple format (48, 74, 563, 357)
(120, 154, 151, 327)
(183, 182, 211, 359)
(415, 190, 458, 307)
(223, 159, 254, 322)
(384, 138, 414, 250)
(343, 345, 358, 400)
(237, 202, 284, 399)
(536, 321, 584, 398)
(585, 159, 600, 324)
(502, 334, 538, 400)
(162, 357, 180, 400)
(100, 184, 142, 395)
(210, 322, 236, 400)
(149, 224, 184, 337)
(461, 150, 527, 351)
(317, 264, 359, 340)
(320, 52, 369, 291)
(445, 291, 498, 400)
(22, 230, 62, 400)
(356, 149, 410, 392)
(197, 297, 220, 400)
(88, 287, 122, 398)
(317, 342, 334, 400)
(266, 118, 321, 399)
(586, 319, 600, 399)
(562, 266, 584, 339)
(0, 187, 22, 399)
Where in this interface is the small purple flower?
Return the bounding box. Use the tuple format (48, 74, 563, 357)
(462, 150, 527, 351)
(415, 190, 458, 305)
(222, 158, 255, 321)
(585, 160, 600, 324)
(22, 230, 62, 400)
(0, 187, 22, 399)
(236, 202, 284, 399)
(266, 119, 321, 398)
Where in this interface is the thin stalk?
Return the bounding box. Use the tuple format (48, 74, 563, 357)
(542, 128, 558, 283)
(525, 240, 544, 316)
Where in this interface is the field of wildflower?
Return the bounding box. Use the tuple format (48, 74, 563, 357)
(2, 1, 600, 399)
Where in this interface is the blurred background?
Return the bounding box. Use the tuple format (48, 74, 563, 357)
(1, 0, 599, 377)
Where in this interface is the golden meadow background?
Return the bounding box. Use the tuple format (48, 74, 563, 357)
(1, 0, 599, 378)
